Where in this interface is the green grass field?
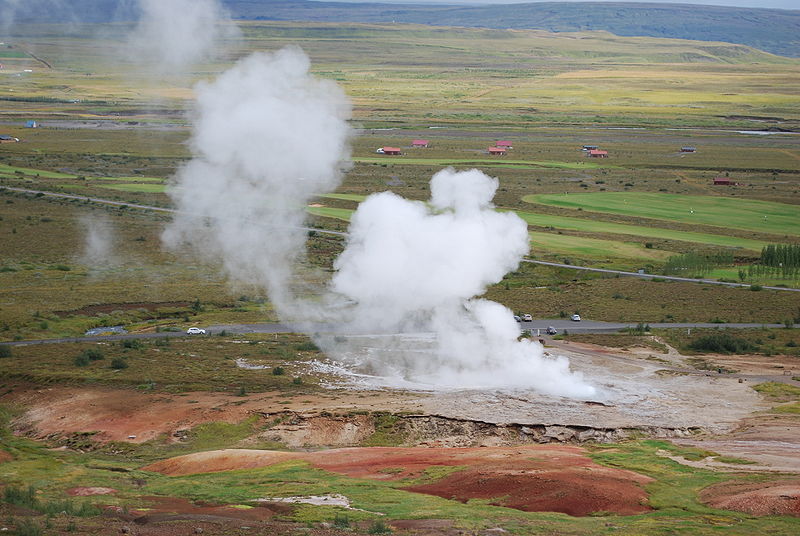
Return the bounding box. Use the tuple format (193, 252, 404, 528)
(525, 192, 800, 237)
(354, 156, 616, 170)
(96, 183, 167, 193)
(309, 204, 674, 261)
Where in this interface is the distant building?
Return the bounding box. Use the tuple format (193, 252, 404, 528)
(713, 177, 734, 185)
(588, 149, 608, 158)
(0, 135, 19, 143)
(411, 139, 429, 148)
(488, 147, 507, 155)
(582, 145, 599, 151)
(381, 147, 402, 155)
(496, 140, 513, 149)
(25, 120, 37, 128)
(681, 146, 697, 153)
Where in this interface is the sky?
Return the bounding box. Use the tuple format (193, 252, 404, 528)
(330, 0, 798, 9)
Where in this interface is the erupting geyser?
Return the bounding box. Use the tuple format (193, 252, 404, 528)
(164, 47, 595, 399)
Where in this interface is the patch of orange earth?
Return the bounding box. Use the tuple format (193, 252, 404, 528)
(4, 384, 423, 444)
(0, 450, 12, 463)
(143, 446, 653, 517)
(143, 449, 297, 475)
(701, 479, 800, 517)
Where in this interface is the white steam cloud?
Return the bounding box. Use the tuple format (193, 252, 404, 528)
(162, 47, 352, 312)
(128, 0, 240, 70)
(325, 168, 594, 398)
(164, 46, 595, 399)
(78, 213, 120, 268)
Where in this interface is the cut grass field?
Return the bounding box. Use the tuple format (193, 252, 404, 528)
(308, 204, 674, 261)
(525, 192, 800, 237)
(312, 195, 766, 261)
(354, 156, 616, 170)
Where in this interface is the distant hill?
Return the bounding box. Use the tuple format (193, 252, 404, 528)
(225, 1, 800, 57)
(3, 0, 799, 57)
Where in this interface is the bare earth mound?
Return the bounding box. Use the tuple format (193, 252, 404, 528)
(143, 446, 653, 516)
(701, 479, 800, 517)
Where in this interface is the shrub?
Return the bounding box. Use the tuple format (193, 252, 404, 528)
(272, 367, 285, 376)
(0, 345, 12, 358)
(74, 353, 90, 367)
(295, 341, 319, 352)
(368, 520, 392, 534)
(80, 348, 104, 361)
(688, 333, 756, 354)
(110, 357, 128, 369)
(121, 339, 144, 350)
(292, 377, 303, 385)
(14, 519, 42, 536)
(749, 284, 763, 291)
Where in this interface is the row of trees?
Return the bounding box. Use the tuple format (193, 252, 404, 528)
(661, 245, 800, 282)
(754, 244, 800, 280)
(662, 251, 733, 278)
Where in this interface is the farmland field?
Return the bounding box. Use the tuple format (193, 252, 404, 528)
(525, 192, 800, 236)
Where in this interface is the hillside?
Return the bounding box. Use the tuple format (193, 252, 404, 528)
(2, 0, 799, 58)
(227, 1, 800, 58)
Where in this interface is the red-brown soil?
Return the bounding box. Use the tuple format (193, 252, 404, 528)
(131, 496, 288, 523)
(143, 446, 653, 516)
(0, 450, 12, 463)
(701, 479, 800, 516)
(4, 384, 422, 444)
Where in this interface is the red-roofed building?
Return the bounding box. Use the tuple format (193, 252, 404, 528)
(496, 140, 513, 148)
(488, 147, 507, 155)
(411, 139, 429, 148)
(713, 177, 734, 185)
(588, 149, 608, 158)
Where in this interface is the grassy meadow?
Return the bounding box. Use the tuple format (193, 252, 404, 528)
(526, 192, 800, 237)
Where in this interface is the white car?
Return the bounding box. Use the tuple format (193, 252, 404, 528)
(521, 314, 533, 322)
(571, 314, 581, 322)
(186, 327, 207, 335)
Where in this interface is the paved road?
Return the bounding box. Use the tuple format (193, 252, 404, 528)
(4, 185, 796, 292)
(0, 320, 788, 346)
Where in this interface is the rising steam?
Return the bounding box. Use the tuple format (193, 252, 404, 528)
(78, 213, 120, 268)
(163, 47, 595, 398)
(127, 0, 240, 70)
(162, 47, 352, 313)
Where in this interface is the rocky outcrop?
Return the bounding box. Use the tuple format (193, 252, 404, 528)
(254, 411, 702, 448)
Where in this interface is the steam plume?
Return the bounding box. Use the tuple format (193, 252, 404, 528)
(326, 168, 595, 397)
(127, 0, 239, 70)
(164, 47, 594, 398)
(162, 47, 352, 313)
(78, 213, 119, 268)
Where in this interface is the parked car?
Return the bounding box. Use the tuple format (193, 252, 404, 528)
(186, 327, 206, 335)
(514, 315, 521, 322)
(571, 314, 581, 322)
(521, 314, 533, 322)
(546, 326, 557, 335)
